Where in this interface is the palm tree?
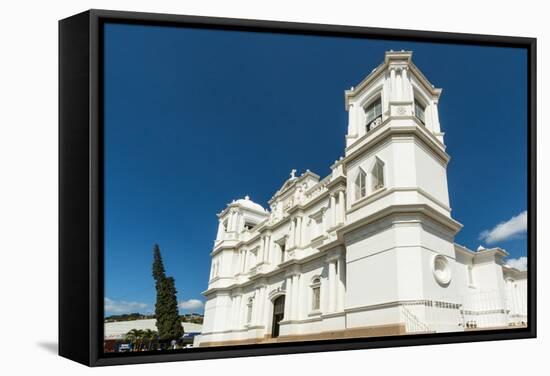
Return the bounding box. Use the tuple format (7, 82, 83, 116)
(124, 329, 145, 351)
(142, 329, 158, 350)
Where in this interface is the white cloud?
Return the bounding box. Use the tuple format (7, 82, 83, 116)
(479, 210, 527, 244)
(506, 256, 528, 271)
(104, 297, 148, 314)
(178, 299, 204, 312)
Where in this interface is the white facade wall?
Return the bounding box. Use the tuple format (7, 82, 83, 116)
(197, 51, 527, 346)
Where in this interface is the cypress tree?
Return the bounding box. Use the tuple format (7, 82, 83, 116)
(152, 244, 184, 341)
(155, 277, 184, 340)
(152, 243, 166, 283)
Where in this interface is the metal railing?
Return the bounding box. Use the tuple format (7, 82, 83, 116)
(401, 288, 528, 333)
(401, 305, 430, 333)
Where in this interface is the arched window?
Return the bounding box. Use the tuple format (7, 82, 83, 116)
(311, 277, 321, 311)
(246, 297, 254, 324)
(354, 168, 367, 201)
(370, 157, 385, 191)
(365, 97, 382, 132)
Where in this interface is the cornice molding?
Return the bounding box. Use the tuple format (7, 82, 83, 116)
(347, 186, 451, 216)
(344, 120, 449, 167)
(203, 246, 333, 297)
(337, 203, 463, 241)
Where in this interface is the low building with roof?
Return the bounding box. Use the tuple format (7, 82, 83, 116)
(103, 319, 203, 351)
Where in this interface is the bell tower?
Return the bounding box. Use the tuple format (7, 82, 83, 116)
(345, 50, 444, 148)
(341, 51, 464, 332)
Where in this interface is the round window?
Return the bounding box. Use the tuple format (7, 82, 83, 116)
(433, 255, 451, 285)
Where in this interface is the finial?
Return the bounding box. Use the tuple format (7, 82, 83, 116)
(290, 169, 297, 179)
(245, 195, 250, 200)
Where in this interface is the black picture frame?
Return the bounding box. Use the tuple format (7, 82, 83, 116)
(59, 9, 537, 367)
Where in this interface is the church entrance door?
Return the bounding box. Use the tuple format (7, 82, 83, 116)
(271, 295, 285, 338)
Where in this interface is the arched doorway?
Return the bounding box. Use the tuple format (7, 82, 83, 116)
(271, 295, 285, 338)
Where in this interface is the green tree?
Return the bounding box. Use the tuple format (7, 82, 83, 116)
(142, 329, 158, 350)
(155, 276, 184, 340)
(124, 329, 145, 351)
(152, 244, 184, 341)
(152, 243, 166, 283)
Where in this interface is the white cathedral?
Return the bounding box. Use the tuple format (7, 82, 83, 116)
(196, 51, 527, 347)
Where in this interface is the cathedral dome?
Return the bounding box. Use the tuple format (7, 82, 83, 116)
(235, 195, 266, 213)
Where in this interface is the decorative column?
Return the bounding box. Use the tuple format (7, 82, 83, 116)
(256, 288, 262, 327)
(259, 287, 266, 327)
(230, 295, 237, 329)
(296, 217, 302, 247)
(266, 236, 270, 262)
(302, 217, 305, 245)
(231, 211, 238, 232)
(263, 289, 271, 329)
(231, 295, 236, 328)
(227, 212, 233, 232)
(240, 250, 245, 273)
(251, 288, 262, 326)
(289, 218, 295, 248)
(238, 295, 244, 328)
(330, 194, 336, 228)
(396, 68, 403, 101)
(303, 218, 309, 245)
(238, 213, 245, 233)
(403, 67, 414, 101)
(265, 235, 271, 263)
(258, 236, 265, 263)
(337, 256, 345, 311)
(431, 100, 441, 132)
(284, 275, 293, 320)
(251, 289, 259, 325)
(401, 67, 407, 101)
(239, 250, 243, 273)
(266, 237, 272, 264)
(348, 102, 357, 137)
(291, 274, 300, 320)
(390, 67, 396, 101)
(328, 259, 337, 313)
(338, 190, 346, 225)
(216, 219, 224, 240)
(237, 294, 244, 328)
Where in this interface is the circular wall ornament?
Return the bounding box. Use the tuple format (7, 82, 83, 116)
(432, 254, 451, 285)
(397, 106, 406, 115)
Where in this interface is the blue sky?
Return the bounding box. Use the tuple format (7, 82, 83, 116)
(103, 23, 528, 316)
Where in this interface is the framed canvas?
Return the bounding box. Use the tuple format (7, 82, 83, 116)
(59, 9, 537, 366)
